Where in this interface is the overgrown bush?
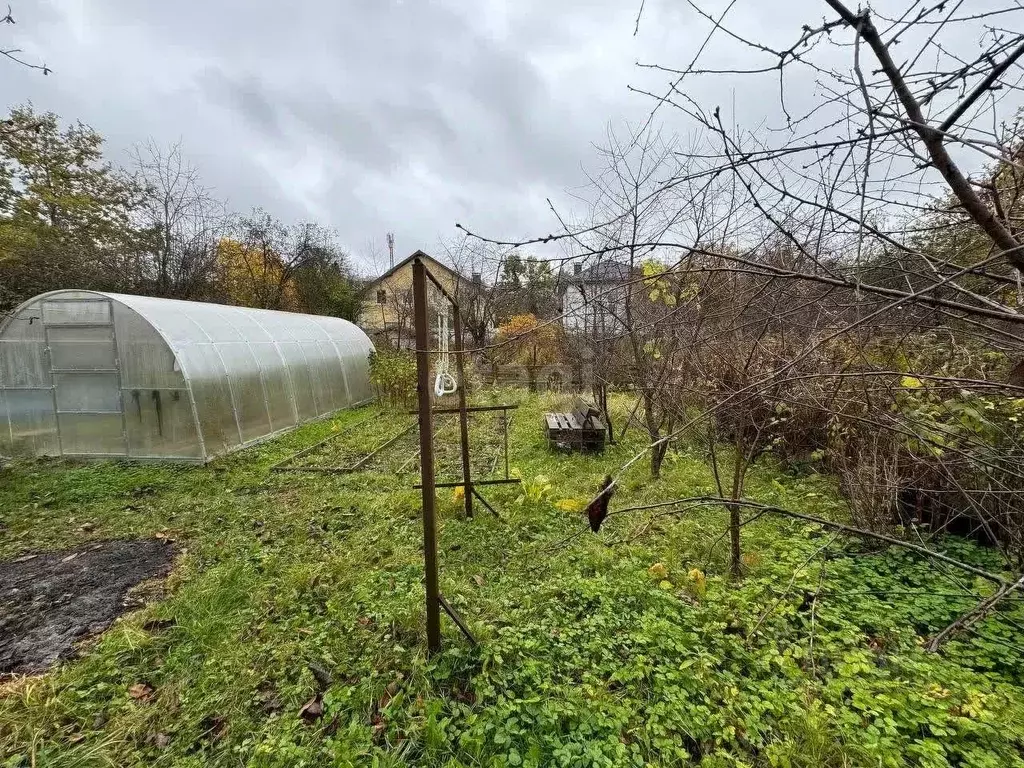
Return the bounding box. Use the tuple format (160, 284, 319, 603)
(368, 348, 416, 407)
(809, 335, 1024, 564)
(833, 430, 903, 533)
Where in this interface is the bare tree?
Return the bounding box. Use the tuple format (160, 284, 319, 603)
(460, 1, 1024, 638)
(441, 236, 507, 348)
(1, 5, 50, 75)
(130, 140, 228, 300)
(227, 212, 338, 310)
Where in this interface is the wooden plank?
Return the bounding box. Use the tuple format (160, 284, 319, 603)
(410, 404, 519, 415)
(414, 478, 522, 489)
(548, 411, 611, 442)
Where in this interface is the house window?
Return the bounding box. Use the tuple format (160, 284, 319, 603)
(376, 289, 387, 304)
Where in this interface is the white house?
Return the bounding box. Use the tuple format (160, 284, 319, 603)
(557, 261, 636, 336)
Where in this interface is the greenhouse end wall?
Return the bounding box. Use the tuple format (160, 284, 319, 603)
(0, 291, 375, 462)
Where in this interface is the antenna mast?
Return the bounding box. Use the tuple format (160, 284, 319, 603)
(387, 232, 395, 269)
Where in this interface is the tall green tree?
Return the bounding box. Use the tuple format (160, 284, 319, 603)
(291, 245, 361, 320)
(0, 105, 147, 309)
(497, 253, 557, 319)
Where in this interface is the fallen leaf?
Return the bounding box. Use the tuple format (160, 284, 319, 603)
(197, 714, 227, 742)
(142, 617, 177, 632)
(128, 682, 154, 702)
(299, 694, 323, 722)
(472, 574, 485, 587)
(371, 714, 387, 742)
(262, 695, 283, 713)
(154, 733, 171, 749)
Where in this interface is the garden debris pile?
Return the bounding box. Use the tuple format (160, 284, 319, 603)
(0, 539, 175, 674)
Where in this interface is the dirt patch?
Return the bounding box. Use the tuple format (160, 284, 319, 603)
(0, 539, 176, 675)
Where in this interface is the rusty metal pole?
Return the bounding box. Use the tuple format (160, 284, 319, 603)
(451, 307, 473, 519)
(412, 258, 441, 654)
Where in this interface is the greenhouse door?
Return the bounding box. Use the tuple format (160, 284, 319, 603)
(42, 299, 128, 458)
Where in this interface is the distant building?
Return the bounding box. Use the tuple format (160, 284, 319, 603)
(358, 250, 481, 349)
(557, 261, 636, 336)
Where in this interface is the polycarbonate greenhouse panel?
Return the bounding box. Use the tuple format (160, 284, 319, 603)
(279, 342, 319, 421)
(3, 389, 59, 456)
(47, 326, 118, 370)
(0, 290, 374, 462)
(41, 299, 111, 326)
(124, 387, 203, 460)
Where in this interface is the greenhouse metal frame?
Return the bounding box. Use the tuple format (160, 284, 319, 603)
(0, 291, 375, 462)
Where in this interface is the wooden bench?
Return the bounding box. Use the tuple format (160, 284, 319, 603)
(543, 399, 606, 452)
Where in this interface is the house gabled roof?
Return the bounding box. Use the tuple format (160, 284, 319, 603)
(363, 250, 462, 291)
(558, 260, 638, 286)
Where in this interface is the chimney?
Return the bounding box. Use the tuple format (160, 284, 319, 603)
(573, 262, 582, 275)
(472, 272, 482, 285)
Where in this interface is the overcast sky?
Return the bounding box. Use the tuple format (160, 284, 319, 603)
(2, 1, 1015, 271)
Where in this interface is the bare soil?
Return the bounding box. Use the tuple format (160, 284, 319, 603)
(0, 539, 175, 675)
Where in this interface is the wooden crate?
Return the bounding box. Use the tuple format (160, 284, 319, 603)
(543, 404, 606, 452)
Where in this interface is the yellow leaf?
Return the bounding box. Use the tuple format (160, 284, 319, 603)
(901, 376, 923, 389)
(687, 568, 707, 599)
(648, 562, 668, 580)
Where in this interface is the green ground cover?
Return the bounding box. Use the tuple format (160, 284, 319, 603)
(1, 391, 1023, 767)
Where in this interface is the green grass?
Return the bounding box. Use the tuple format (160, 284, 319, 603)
(1, 390, 1023, 767)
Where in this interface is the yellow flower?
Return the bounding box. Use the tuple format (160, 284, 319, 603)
(452, 486, 465, 502)
(648, 562, 669, 580)
(687, 568, 707, 599)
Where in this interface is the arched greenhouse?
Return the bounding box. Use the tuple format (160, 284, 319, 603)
(0, 291, 375, 462)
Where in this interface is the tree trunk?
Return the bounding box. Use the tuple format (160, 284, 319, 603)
(729, 432, 746, 578)
(642, 391, 664, 478)
(651, 441, 667, 478)
(593, 382, 615, 445)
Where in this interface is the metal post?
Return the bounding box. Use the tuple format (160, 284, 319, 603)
(413, 258, 442, 654)
(503, 407, 510, 479)
(451, 307, 473, 519)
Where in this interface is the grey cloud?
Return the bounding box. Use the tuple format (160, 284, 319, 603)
(1, 0, 841, 269)
(199, 69, 284, 139)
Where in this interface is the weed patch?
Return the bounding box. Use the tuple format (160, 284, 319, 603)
(0, 394, 1022, 766)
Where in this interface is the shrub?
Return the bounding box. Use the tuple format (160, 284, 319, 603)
(368, 349, 416, 407)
